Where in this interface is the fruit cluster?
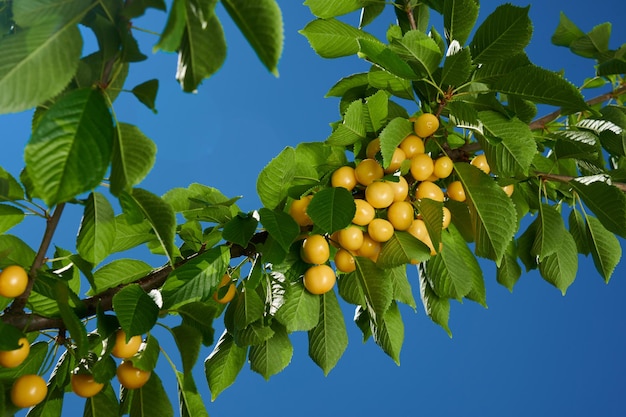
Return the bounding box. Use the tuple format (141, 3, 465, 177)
(0, 265, 151, 409)
(288, 114, 448, 293)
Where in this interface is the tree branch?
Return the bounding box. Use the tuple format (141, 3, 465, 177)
(537, 172, 626, 192)
(1, 231, 269, 333)
(404, 0, 417, 31)
(529, 83, 626, 131)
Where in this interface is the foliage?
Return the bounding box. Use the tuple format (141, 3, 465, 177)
(0, 0, 625, 415)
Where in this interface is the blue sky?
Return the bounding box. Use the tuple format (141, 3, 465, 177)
(2, 1, 626, 416)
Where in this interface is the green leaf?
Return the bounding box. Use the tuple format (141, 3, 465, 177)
(90, 259, 152, 294)
(275, 281, 320, 332)
(110, 123, 157, 196)
(365, 90, 389, 133)
(454, 163, 517, 265)
(530, 204, 566, 260)
(24, 88, 113, 206)
(326, 100, 366, 145)
(427, 225, 480, 301)
(299, 18, 375, 58)
(0, 321, 26, 350)
(389, 265, 416, 309)
(538, 230, 578, 295)
(308, 289, 348, 375)
(326, 72, 369, 97)
(0, 234, 36, 269)
(222, 0, 283, 76)
(172, 325, 203, 375)
(205, 330, 247, 401)
(307, 187, 356, 234)
(84, 384, 119, 417)
(441, 47, 473, 88)
(76, 192, 116, 265)
(0, 204, 24, 234)
(303, 0, 365, 18)
(373, 301, 404, 365)
(474, 111, 537, 177)
(368, 67, 414, 100)
(378, 231, 431, 268)
(163, 183, 239, 223)
(222, 213, 258, 248)
(443, 0, 479, 45)
(177, 371, 209, 417)
(127, 372, 173, 417)
(233, 284, 265, 331)
(418, 265, 451, 336)
(496, 240, 522, 292)
(177, 302, 217, 346)
(162, 246, 230, 309)
(388, 30, 443, 79)
(131, 79, 159, 113)
(585, 215, 622, 283)
(177, 1, 226, 92)
(379, 117, 413, 169)
(122, 0, 167, 18)
(551, 12, 585, 47)
(570, 23, 612, 59)
(234, 321, 274, 347)
(112, 284, 160, 337)
(111, 215, 155, 253)
(154, 0, 187, 52)
(56, 282, 89, 358)
(569, 177, 626, 238)
(494, 65, 589, 115)
(358, 38, 418, 80)
(360, 2, 385, 28)
(354, 257, 393, 323)
(259, 208, 300, 252)
(257, 147, 296, 209)
(249, 323, 293, 380)
(469, 4, 532, 63)
(129, 334, 160, 372)
(0, 16, 84, 113)
(0, 167, 24, 201)
(128, 188, 177, 265)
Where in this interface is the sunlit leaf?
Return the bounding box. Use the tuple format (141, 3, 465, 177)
(308, 289, 348, 375)
(249, 323, 293, 380)
(307, 187, 355, 234)
(112, 284, 160, 337)
(77, 192, 116, 265)
(275, 281, 320, 332)
(205, 331, 247, 401)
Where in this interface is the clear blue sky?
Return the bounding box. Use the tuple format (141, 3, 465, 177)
(2, 1, 626, 416)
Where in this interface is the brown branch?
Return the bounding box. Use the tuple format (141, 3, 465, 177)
(1, 231, 269, 333)
(404, 1, 417, 31)
(529, 83, 626, 131)
(5, 204, 66, 316)
(537, 172, 626, 192)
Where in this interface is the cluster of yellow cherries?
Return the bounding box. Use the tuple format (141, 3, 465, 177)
(0, 265, 151, 409)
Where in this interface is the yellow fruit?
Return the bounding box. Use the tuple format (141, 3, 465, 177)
(447, 180, 466, 202)
(353, 199, 376, 226)
(407, 219, 438, 255)
(442, 206, 452, 229)
(0, 337, 30, 368)
(337, 226, 364, 251)
(365, 181, 394, 209)
(502, 184, 515, 197)
(10, 374, 47, 408)
(116, 361, 151, 390)
(0, 265, 29, 298)
(289, 196, 313, 226)
(213, 274, 237, 304)
(111, 330, 142, 359)
(471, 154, 490, 174)
(355, 159, 384, 186)
(334, 249, 356, 273)
(410, 153, 434, 182)
(366, 138, 381, 159)
(358, 233, 381, 261)
(413, 113, 439, 138)
(384, 148, 406, 174)
(331, 166, 357, 191)
(303, 265, 336, 294)
(415, 181, 445, 202)
(399, 134, 425, 158)
(301, 234, 330, 265)
(388, 175, 409, 202)
(387, 201, 414, 231)
(71, 373, 104, 398)
(433, 156, 453, 179)
(367, 218, 394, 243)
